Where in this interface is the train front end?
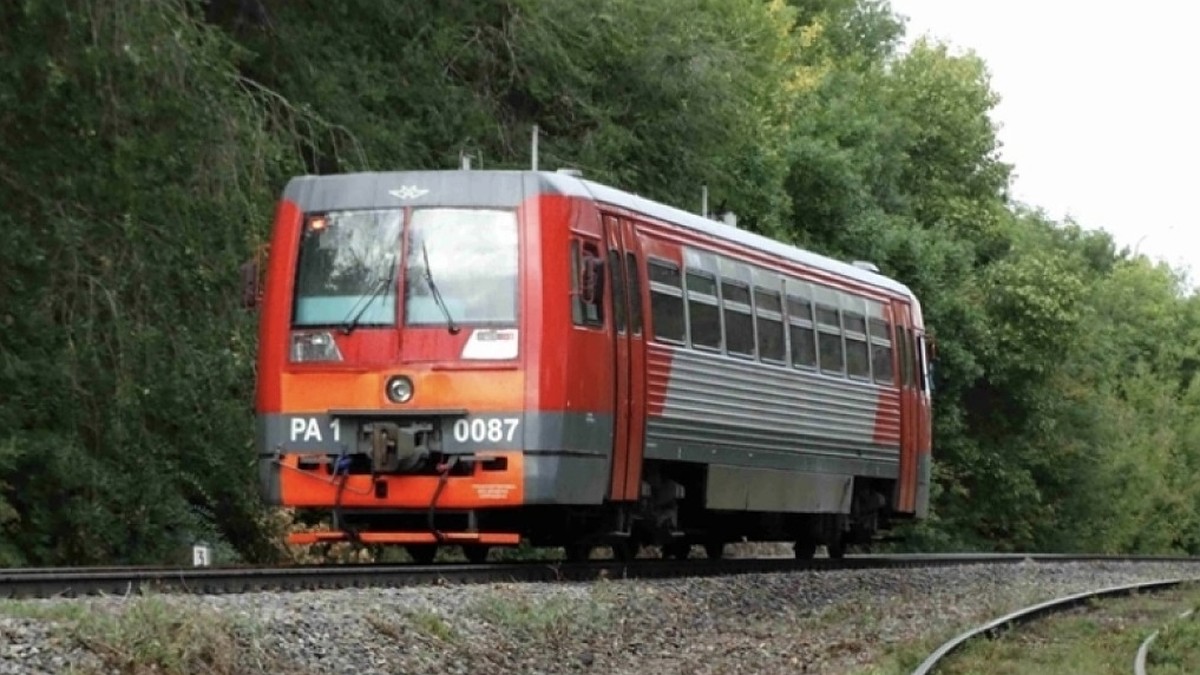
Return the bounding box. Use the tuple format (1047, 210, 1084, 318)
(253, 171, 536, 562)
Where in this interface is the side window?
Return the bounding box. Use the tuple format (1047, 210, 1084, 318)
(647, 259, 685, 344)
(815, 289, 844, 375)
(899, 328, 914, 387)
(912, 329, 924, 390)
(843, 301, 870, 380)
(608, 249, 626, 334)
(786, 284, 817, 368)
(754, 284, 785, 363)
(869, 316, 894, 385)
(721, 277, 754, 358)
(626, 252, 643, 336)
(686, 270, 721, 350)
(918, 333, 931, 392)
(571, 239, 604, 327)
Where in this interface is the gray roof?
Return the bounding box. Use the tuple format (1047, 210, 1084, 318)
(569, 174, 916, 300)
(282, 169, 917, 300)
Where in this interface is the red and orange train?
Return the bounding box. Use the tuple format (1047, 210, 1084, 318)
(251, 168, 932, 563)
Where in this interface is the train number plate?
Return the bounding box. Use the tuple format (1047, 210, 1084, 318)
(444, 416, 522, 449)
(285, 416, 353, 447)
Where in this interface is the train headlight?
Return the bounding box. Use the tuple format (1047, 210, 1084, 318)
(290, 331, 343, 363)
(386, 375, 414, 404)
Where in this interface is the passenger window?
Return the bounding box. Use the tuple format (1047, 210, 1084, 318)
(814, 287, 844, 377)
(722, 278, 754, 358)
(869, 317, 894, 385)
(754, 286, 785, 363)
(843, 311, 867, 335)
(785, 288, 816, 368)
(818, 331, 845, 375)
(844, 308, 870, 379)
(647, 259, 685, 344)
(845, 337, 870, 378)
(687, 270, 717, 295)
(816, 303, 840, 328)
(571, 240, 604, 327)
(721, 280, 751, 305)
(687, 270, 721, 350)
(786, 293, 813, 322)
(869, 317, 890, 340)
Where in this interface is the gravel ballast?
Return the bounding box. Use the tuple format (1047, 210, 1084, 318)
(4, 560, 1200, 675)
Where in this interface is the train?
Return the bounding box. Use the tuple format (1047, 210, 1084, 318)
(248, 167, 932, 564)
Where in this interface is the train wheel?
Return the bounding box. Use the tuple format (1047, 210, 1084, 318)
(793, 541, 817, 560)
(406, 544, 438, 565)
(663, 542, 691, 560)
(704, 542, 725, 560)
(611, 540, 637, 562)
(564, 543, 592, 563)
(462, 545, 490, 564)
(826, 538, 846, 560)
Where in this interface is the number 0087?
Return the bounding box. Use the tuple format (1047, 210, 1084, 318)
(452, 417, 520, 444)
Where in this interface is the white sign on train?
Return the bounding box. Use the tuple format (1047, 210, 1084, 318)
(452, 417, 520, 444)
(289, 417, 341, 443)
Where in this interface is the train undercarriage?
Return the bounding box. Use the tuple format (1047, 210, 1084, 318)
(290, 457, 905, 564)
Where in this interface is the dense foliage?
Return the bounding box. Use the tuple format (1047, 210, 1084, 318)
(2, 0, 1198, 565)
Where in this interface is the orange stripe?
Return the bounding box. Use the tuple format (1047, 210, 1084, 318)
(281, 369, 525, 413)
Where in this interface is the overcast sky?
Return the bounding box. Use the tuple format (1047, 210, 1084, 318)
(888, 0, 1200, 279)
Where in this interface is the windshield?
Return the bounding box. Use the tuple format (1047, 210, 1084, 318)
(405, 208, 518, 327)
(292, 209, 402, 327)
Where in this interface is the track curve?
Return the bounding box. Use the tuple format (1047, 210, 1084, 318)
(910, 577, 1198, 675)
(1135, 608, 1195, 675)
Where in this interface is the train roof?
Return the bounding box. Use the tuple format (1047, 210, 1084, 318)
(282, 169, 917, 300)
(569, 177, 915, 300)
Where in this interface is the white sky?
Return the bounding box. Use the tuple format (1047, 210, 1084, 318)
(888, 0, 1200, 279)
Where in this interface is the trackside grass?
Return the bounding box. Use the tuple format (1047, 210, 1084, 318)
(1147, 608, 1200, 674)
(1, 593, 302, 675)
(472, 585, 615, 644)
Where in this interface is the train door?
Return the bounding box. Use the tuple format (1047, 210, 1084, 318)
(618, 218, 646, 501)
(892, 301, 918, 514)
(601, 214, 646, 502)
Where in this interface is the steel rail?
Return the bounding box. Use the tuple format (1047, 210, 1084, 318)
(911, 577, 1200, 675)
(0, 555, 999, 599)
(3, 553, 1200, 601)
(1134, 608, 1195, 675)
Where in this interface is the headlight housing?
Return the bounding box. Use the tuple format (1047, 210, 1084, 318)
(290, 331, 343, 363)
(386, 375, 414, 403)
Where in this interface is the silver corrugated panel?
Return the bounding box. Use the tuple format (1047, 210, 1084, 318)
(645, 344, 900, 472)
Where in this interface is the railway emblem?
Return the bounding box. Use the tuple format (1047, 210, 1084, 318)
(388, 185, 429, 200)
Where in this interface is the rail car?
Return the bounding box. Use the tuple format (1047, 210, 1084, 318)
(249, 168, 932, 563)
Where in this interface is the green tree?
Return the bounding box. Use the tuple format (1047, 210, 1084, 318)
(0, 0, 311, 564)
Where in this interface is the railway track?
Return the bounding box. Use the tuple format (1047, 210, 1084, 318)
(1135, 607, 1195, 675)
(2, 552, 1198, 600)
(910, 576, 1200, 674)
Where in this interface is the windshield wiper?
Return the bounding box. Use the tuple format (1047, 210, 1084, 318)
(339, 257, 396, 335)
(421, 240, 460, 335)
